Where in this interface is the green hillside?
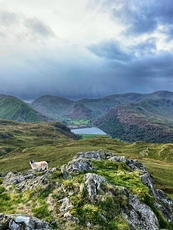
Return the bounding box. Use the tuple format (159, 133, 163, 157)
(0, 119, 78, 170)
(0, 96, 49, 122)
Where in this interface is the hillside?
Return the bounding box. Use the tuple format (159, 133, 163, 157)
(0, 119, 79, 170)
(0, 95, 49, 122)
(31, 92, 147, 124)
(94, 98, 173, 143)
(31, 95, 73, 120)
(1, 119, 173, 228)
(1, 120, 173, 197)
(31, 91, 173, 126)
(1, 91, 173, 125)
(31, 95, 94, 125)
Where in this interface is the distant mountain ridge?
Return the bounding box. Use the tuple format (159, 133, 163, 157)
(31, 90, 173, 123)
(1, 91, 173, 142)
(31, 90, 173, 142)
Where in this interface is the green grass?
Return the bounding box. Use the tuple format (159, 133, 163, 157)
(0, 97, 47, 122)
(92, 160, 148, 198)
(1, 124, 173, 229)
(0, 121, 173, 203)
(1, 133, 173, 200)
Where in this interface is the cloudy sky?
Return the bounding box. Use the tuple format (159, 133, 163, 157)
(1, 0, 173, 100)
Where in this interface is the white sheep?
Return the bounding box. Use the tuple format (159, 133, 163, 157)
(29, 160, 48, 171)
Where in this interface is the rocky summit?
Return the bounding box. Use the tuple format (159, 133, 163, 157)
(1, 150, 173, 229)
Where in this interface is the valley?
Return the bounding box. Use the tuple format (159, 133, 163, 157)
(1, 90, 173, 143)
(31, 91, 173, 143)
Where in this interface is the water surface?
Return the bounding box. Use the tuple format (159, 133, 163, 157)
(71, 127, 106, 135)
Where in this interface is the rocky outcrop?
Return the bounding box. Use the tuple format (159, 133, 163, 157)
(123, 194, 159, 230)
(60, 149, 112, 179)
(0, 214, 52, 230)
(155, 189, 173, 222)
(58, 197, 79, 224)
(61, 150, 173, 229)
(84, 173, 107, 202)
(2, 168, 56, 192)
(73, 149, 114, 160)
(83, 172, 159, 229)
(61, 149, 113, 178)
(108, 154, 173, 223)
(61, 158, 93, 179)
(1, 149, 173, 229)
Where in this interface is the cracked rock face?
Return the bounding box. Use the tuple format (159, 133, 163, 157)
(84, 173, 107, 202)
(0, 214, 52, 230)
(3, 170, 50, 191)
(109, 156, 148, 172)
(59, 197, 74, 212)
(109, 155, 173, 223)
(61, 149, 113, 177)
(123, 195, 159, 230)
(63, 159, 93, 173)
(155, 189, 173, 222)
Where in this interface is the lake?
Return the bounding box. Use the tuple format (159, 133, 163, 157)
(71, 127, 107, 135)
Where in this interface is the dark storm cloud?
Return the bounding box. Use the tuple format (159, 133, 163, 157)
(88, 38, 157, 61)
(1, 0, 173, 101)
(154, 1, 173, 24)
(92, 0, 173, 38)
(88, 40, 131, 61)
(116, 1, 158, 35)
(1, 47, 173, 101)
(24, 18, 55, 38)
(98, 0, 173, 39)
(87, 38, 173, 87)
(87, 0, 173, 91)
(125, 51, 173, 81)
(0, 52, 117, 101)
